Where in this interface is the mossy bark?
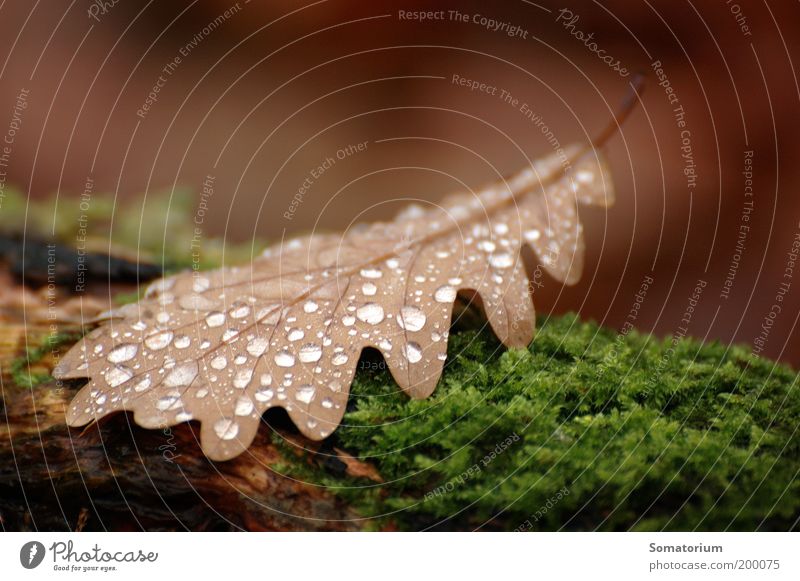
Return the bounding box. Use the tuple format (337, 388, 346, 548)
(2, 313, 798, 531)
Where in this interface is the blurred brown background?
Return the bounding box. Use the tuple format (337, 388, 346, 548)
(1, 0, 799, 364)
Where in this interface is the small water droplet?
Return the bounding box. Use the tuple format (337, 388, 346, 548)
(255, 388, 274, 402)
(235, 396, 254, 416)
(362, 282, 377, 296)
(434, 285, 457, 303)
(174, 335, 191, 349)
(299, 343, 322, 363)
(303, 300, 319, 313)
(107, 343, 138, 363)
(275, 350, 295, 367)
(356, 303, 385, 325)
(287, 328, 305, 341)
(133, 377, 151, 392)
(210, 356, 227, 370)
(145, 331, 173, 351)
(205, 311, 226, 327)
(360, 267, 383, 279)
(489, 253, 514, 269)
(233, 369, 253, 389)
(106, 366, 133, 387)
(193, 277, 211, 292)
(229, 303, 250, 319)
(332, 352, 349, 366)
(157, 395, 181, 411)
(295, 385, 316, 404)
(164, 361, 198, 387)
(246, 337, 268, 356)
(342, 315, 356, 326)
(321, 397, 334, 409)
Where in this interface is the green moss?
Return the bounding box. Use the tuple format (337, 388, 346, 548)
(10, 332, 83, 389)
(276, 314, 800, 531)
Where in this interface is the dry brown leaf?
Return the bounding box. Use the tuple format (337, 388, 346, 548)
(53, 85, 641, 461)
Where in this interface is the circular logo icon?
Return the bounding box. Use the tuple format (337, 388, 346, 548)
(19, 541, 46, 569)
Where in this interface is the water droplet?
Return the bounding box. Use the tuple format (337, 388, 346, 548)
(356, 303, 385, 325)
(299, 343, 322, 363)
(106, 366, 133, 387)
(107, 343, 138, 363)
(275, 350, 295, 367)
(524, 229, 541, 242)
(494, 223, 509, 235)
(398, 306, 426, 331)
(260, 373, 273, 386)
(235, 396, 254, 416)
(164, 361, 199, 387)
(378, 338, 392, 351)
(156, 311, 171, 325)
(145, 331, 173, 351)
(332, 352, 349, 366)
(489, 253, 514, 269)
(303, 300, 319, 313)
(246, 337, 268, 357)
(362, 282, 377, 296)
(255, 388, 274, 402)
(342, 315, 356, 326)
(205, 311, 226, 327)
(180, 293, 216, 311)
(434, 285, 457, 303)
(404, 342, 422, 363)
(157, 395, 181, 411)
(229, 303, 250, 319)
(133, 377, 151, 392)
(478, 240, 496, 253)
(321, 397, 334, 409)
(287, 328, 305, 341)
(295, 385, 316, 404)
(175, 411, 193, 422)
(214, 418, 239, 440)
(210, 356, 227, 370)
(222, 329, 240, 343)
(360, 267, 383, 279)
(174, 335, 191, 349)
(233, 369, 253, 389)
(192, 277, 211, 292)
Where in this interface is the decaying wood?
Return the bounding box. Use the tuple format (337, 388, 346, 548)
(1, 376, 365, 531)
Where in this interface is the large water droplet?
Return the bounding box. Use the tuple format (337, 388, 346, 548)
(356, 303, 384, 325)
(145, 331, 173, 351)
(404, 342, 423, 363)
(299, 343, 322, 363)
(398, 306, 426, 331)
(133, 377, 151, 392)
(214, 418, 239, 440)
(179, 294, 216, 311)
(107, 343, 138, 363)
(287, 328, 305, 342)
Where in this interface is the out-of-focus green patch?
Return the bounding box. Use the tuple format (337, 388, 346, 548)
(9, 332, 83, 389)
(1, 187, 262, 272)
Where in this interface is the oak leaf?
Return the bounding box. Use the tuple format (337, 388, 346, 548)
(54, 126, 625, 460)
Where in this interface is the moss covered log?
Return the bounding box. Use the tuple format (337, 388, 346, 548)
(3, 314, 799, 531)
(275, 314, 800, 531)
